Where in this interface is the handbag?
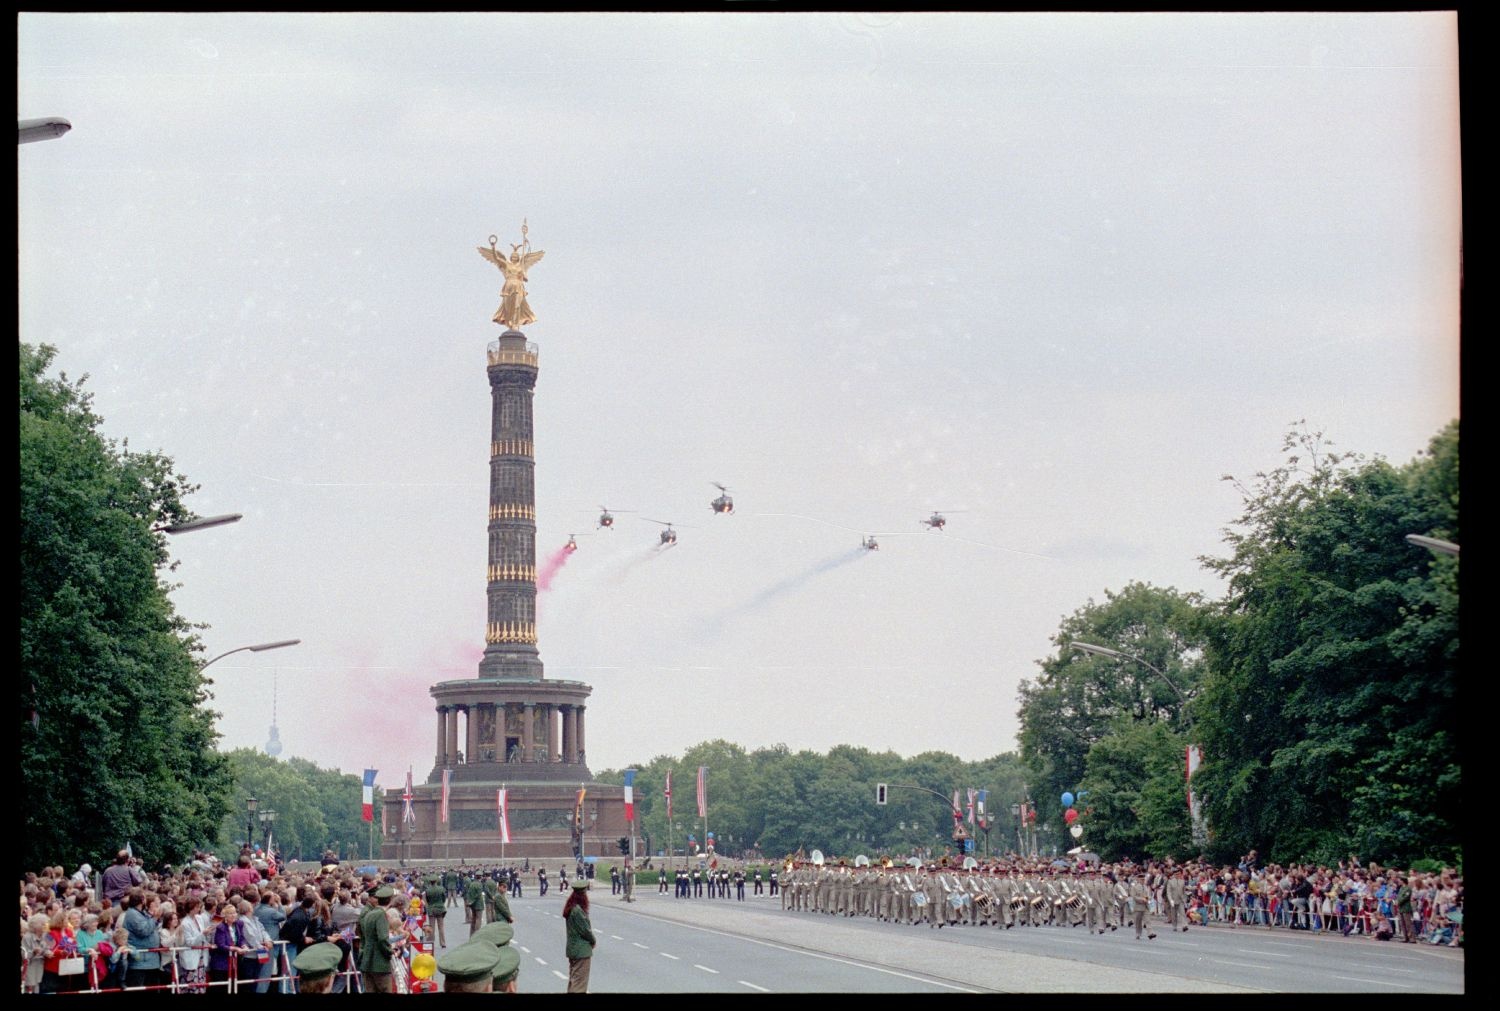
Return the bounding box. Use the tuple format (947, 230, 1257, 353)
(58, 956, 87, 976)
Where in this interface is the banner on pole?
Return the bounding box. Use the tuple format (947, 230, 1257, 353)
(402, 768, 415, 825)
(623, 769, 636, 822)
(498, 788, 511, 844)
(664, 770, 673, 820)
(362, 769, 377, 822)
(440, 769, 451, 824)
(696, 766, 707, 818)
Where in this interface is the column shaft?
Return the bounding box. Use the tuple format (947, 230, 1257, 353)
(576, 707, 586, 764)
(435, 706, 446, 768)
(446, 709, 458, 766)
(523, 704, 535, 763)
(465, 706, 478, 765)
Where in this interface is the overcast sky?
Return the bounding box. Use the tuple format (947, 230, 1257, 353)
(19, 13, 1460, 788)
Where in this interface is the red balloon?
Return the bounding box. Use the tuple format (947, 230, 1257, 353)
(1064, 807, 1078, 824)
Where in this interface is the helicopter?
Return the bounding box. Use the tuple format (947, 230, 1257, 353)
(710, 483, 734, 515)
(598, 506, 637, 530)
(862, 535, 880, 551)
(644, 518, 678, 546)
(921, 510, 966, 531)
(565, 534, 580, 553)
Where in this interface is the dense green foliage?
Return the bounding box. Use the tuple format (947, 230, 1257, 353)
(596, 742, 1028, 860)
(1017, 582, 1205, 860)
(1015, 422, 1459, 869)
(215, 749, 383, 862)
(20, 344, 232, 869)
(1194, 423, 1459, 867)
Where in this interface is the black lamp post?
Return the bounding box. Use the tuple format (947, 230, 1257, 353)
(245, 796, 259, 851)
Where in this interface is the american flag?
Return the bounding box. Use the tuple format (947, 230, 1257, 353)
(696, 766, 708, 818)
(440, 769, 451, 824)
(402, 769, 415, 825)
(664, 770, 673, 820)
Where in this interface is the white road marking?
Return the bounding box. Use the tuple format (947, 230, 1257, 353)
(1345, 962, 1416, 974)
(610, 934, 623, 940)
(535, 957, 547, 965)
(1237, 948, 1293, 957)
(1210, 958, 1274, 970)
(660, 952, 680, 960)
(519, 946, 530, 953)
(632, 942, 649, 949)
(1334, 975, 1416, 989)
(739, 981, 771, 992)
(617, 911, 980, 992)
(552, 970, 567, 981)
(694, 964, 719, 974)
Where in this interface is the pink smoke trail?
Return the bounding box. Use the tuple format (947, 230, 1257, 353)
(538, 544, 574, 591)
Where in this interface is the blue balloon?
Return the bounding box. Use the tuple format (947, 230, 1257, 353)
(1061, 792, 1075, 808)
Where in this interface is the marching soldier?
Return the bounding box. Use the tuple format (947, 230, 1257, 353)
(424, 874, 448, 950)
(1129, 873, 1157, 940)
(1165, 868, 1188, 932)
(465, 875, 486, 936)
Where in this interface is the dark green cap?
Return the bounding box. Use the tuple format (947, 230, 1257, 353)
(292, 942, 344, 982)
(571, 879, 589, 890)
(490, 944, 521, 985)
(373, 885, 396, 899)
(436, 941, 502, 984)
(472, 921, 514, 947)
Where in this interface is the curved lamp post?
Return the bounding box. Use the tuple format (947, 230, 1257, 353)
(18, 117, 71, 144)
(201, 639, 301, 672)
(1405, 534, 1459, 557)
(157, 513, 243, 535)
(1069, 641, 1191, 705)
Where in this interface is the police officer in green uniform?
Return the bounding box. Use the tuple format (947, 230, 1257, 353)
(356, 885, 396, 993)
(423, 875, 448, 949)
(291, 941, 345, 994)
(465, 876, 486, 937)
(436, 941, 502, 993)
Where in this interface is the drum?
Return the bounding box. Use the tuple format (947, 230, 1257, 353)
(1065, 893, 1084, 911)
(948, 893, 968, 911)
(1010, 895, 1027, 912)
(975, 893, 995, 914)
(912, 892, 929, 908)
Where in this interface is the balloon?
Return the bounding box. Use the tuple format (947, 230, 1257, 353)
(1070, 824, 1083, 839)
(1064, 808, 1078, 825)
(1061, 792, 1075, 808)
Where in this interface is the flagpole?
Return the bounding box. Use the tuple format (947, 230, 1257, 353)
(501, 783, 507, 867)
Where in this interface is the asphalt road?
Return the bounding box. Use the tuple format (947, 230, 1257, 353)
(436, 888, 1464, 994)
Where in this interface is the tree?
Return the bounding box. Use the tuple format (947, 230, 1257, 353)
(1079, 719, 1191, 861)
(1017, 582, 1207, 844)
(20, 343, 232, 869)
(1194, 422, 1459, 866)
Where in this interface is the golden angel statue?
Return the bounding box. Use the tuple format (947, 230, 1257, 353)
(478, 226, 545, 329)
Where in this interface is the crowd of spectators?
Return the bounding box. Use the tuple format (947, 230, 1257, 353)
(18, 847, 424, 994)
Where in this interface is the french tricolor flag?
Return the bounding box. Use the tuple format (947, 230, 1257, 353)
(361, 769, 377, 823)
(623, 769, 636, 823)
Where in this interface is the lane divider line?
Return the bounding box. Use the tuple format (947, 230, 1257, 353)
(632, 942, 649, 949)
(1334, 975, 1416, 989)
(739, 981, 770, 992)
(552, 970, 568, 981)
(695, 965, 720, 974)
(660, 952, 680, 960)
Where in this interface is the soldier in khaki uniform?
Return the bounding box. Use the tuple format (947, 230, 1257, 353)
(1128, 874, 1157, 940)
(1165, 868, 1188, 932)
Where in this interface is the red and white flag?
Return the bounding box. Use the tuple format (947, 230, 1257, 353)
(952, 790, 962, 826)
(402, 769, 415, 825)
(696, 766, 708, 818)
(497, 788, 511, 844)
(966, 788, 976, 825)
(440, 769, 451, 824)
(664, 770, 673, 820)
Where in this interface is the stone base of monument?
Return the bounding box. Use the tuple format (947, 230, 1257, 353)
(380, 781, 628, 862)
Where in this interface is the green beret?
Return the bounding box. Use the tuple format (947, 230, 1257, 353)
(571, 879, 589, 890)
(490, 944, 521, 984)
(436, 941, 502, 984)
(292, 942, 345, 981)
(472, 921, 514, 947)
(373, 885, 396, 899)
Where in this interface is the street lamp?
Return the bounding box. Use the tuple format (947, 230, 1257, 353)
(18, 117, 71, 144)
(200, 639, 301, 672)
(245, 796, 258, 851)
(1405, 534, 1459, 557)
(1069, 641, 1191, 705)
(156, 513, 243, 535)
(259, 810, 278, 854)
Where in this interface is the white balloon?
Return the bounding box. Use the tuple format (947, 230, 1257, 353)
(1069, 824, 1083, 839)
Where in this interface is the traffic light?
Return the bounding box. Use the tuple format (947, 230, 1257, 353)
(876, 783, 888, 805)
(618, 837, 630, 855)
